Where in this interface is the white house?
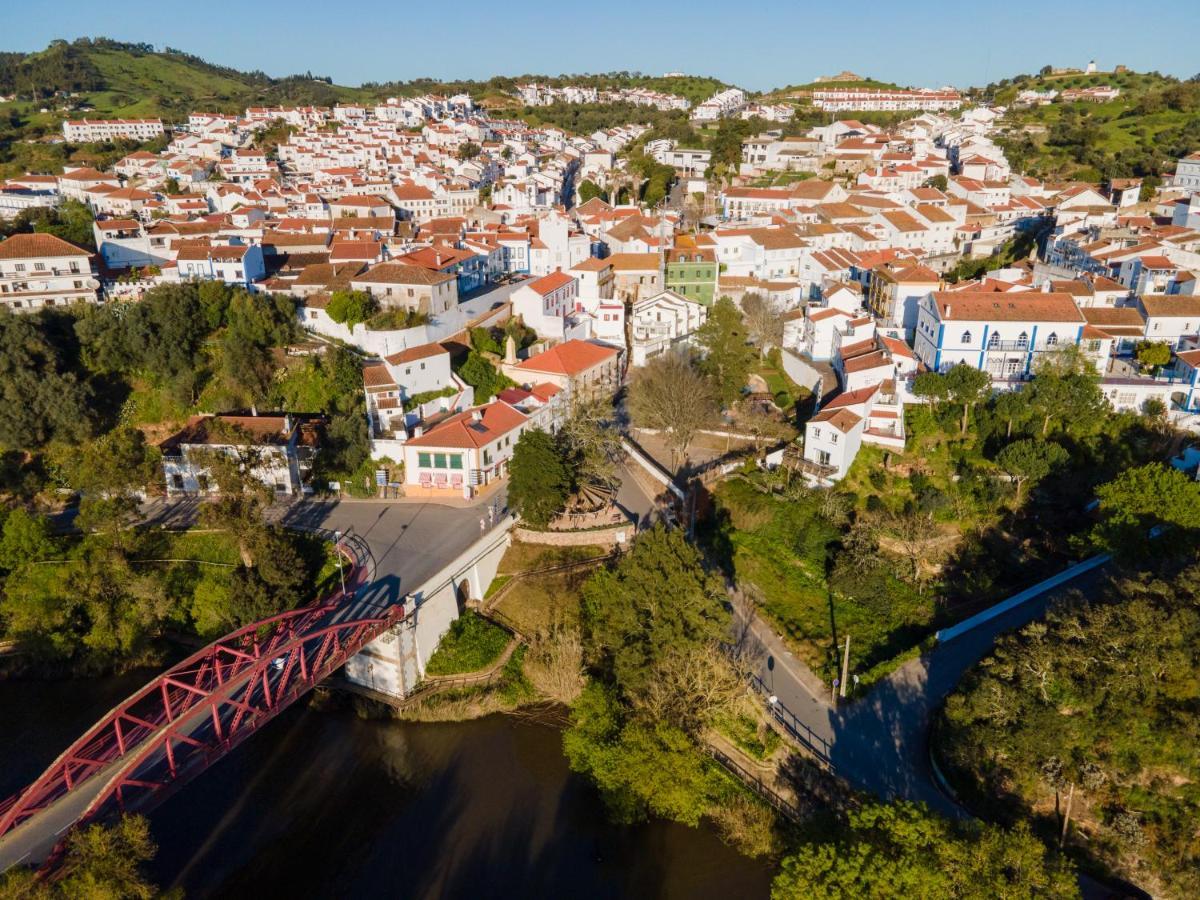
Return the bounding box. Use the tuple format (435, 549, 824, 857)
(402, 400, 529, 499)
(0, 233, 99, 312)
(802, 382, 906, 483)
(511, 270, 580, 340)
(160, 413, 323, 497)
(1138, 294, 1200, 348)
(913, 291, 1087, 381)
(63, 118, 164, 143)
(629, 289, 708, 367)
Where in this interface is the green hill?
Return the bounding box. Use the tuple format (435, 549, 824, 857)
(0, 38, 374, 121)
(980, 70, 1200, 183)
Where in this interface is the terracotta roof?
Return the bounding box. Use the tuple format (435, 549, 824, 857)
(571, 257, 612, 272)
(809, 407, 861, 432)
(605, 253, 660, 272)
(353, 262, 455, 286)
(525, 270, 575, 295)
(362, 363, 398, 390)
(1140, 294, 1200, 318)
(515, 339, 619, 376)
(931, 291, 1084, 323)
(0, 233, 90, 259)
(405, 401, 527, 449)
(384, 342, 447, 365)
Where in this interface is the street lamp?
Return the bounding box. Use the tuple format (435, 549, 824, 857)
(333, 530, 346, 596)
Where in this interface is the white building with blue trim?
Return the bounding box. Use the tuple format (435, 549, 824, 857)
(913, 290, 1087, 382)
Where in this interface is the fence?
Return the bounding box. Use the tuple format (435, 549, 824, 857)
(705, 745, 805, 823)
(750, 674, 835, 771)
(934, 552, 1110, 644)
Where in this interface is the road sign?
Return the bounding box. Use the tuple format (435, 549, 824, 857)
(375, 469, 387, 486)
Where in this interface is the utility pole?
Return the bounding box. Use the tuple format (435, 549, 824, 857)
(1059, 782, 1075, 848)
(839, 633, 851, 699)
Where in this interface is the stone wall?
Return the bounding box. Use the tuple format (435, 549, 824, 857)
(514, 522, 632, 548)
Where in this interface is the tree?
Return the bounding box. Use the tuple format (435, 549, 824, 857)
(0, 815, 166, 899)
(454, 351, 512, 403)
(772, 802, 1078, 900)
(1135, 340, 1172, 373)
(989, 389, 1033, 439)
(198, 280, 233, 329)
(995, 438, 1068, 501)
(195, 447, 274, 567)
(940, 561, 1200, 896)
(581, 524, 726, 702)
(1091, 462, 1200, 555)
(922, 174, 948, 191)
(741, 293, 784, 358)
(68, 426, 160, 496)
(577, 179, 607, 204)
(457, 141, 481, 160)
(628, 353, 717, 471)
(0, 309, 95, 448)
(556, 395, 622, 488)
(508, 428, 570, 528)
(943, 364, 991, 434)
(0, 507, 55, 571)
(696, 297, 753, 405)
(1028, 349, 1108, 437)
(325, 290, 378, 329)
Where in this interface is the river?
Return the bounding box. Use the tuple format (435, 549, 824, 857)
(0, 677, 775, 899)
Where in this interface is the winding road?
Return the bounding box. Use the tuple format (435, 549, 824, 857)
(738, 562, 1111, 818)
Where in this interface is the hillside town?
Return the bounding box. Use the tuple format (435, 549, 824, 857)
(2, 85, 1198, 496)
(1, 35, 1200, 898)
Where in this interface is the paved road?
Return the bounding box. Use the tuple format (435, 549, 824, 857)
(739, 562, 1110, 819)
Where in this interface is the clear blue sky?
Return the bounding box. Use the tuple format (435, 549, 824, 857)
(2, 0, 1197, 91)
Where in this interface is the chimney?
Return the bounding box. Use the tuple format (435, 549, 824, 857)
(505, 333, 517, 365)
(944, 304, 951, 318)
(471, 409, 483, 422)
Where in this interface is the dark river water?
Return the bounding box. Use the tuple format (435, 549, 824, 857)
(0, 676, 775, 899)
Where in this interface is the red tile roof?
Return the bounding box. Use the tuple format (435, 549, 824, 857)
(406, 401, 527, 449)
(515, 339, 619, 377)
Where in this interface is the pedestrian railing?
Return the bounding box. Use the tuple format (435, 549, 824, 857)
(749, 674, 836, 771)
(704, 745, 805, 824)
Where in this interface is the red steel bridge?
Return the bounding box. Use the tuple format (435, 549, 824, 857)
(0, 531, 400, 873)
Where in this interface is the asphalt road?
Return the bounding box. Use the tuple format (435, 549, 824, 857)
(740, 561, 1111, 819)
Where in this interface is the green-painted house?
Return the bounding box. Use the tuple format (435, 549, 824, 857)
(665, 246, 718, 305)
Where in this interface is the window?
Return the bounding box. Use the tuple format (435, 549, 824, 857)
(988, 332, 1000, 349)
(961, 330, 972, 343)
(33, 262, 45, 272)
(831, 433, 839, 444)
(1046, 332, 1058, 346)
(1017, 332, 1028, 349)
(449, 455, 463, 470)
(812, 427, 821, 439)
(434, 453, 447, 469)
(418, 452, 431, 468)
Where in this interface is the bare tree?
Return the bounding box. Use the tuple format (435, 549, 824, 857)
(633, 641, 748, 734)
(741, 292, 784, 359)
(525, 627, 586, 705)
(628, 353, 718, 471)
(557, 395, 623, 488)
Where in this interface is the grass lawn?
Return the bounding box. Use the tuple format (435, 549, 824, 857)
(424, 612, 510, 676)
(488, 541, 609, 635)
(496, 541, 609, 574)
(491, 568, 592, 634)
(712, 476, 937, 687)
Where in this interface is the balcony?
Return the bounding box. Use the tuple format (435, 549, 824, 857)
(981, 340, 1057, 353)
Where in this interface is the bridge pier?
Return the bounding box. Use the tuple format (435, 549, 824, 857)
(345, 519, 513, 699)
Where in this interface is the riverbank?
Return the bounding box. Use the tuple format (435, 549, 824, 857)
(0, 674, 775, 899)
